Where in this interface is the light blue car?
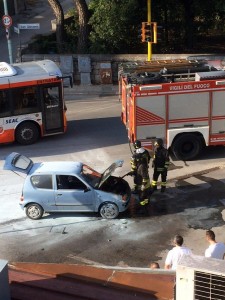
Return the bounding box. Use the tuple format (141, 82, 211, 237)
(4, 152, 131, 220)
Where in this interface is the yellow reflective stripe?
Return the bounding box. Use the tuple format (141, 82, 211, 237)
(140, 199, 149, 205)
(143, 179, 149, 183)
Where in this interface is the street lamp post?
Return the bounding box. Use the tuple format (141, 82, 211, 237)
(3, 0, 13, 64)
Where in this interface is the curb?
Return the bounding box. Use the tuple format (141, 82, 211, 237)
(64, 85, 119, 98)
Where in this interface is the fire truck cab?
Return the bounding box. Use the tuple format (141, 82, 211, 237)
(119, 59, 225, 160)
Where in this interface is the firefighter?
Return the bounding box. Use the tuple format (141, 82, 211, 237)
(130, 154, 138, 193)
(151, 138, 170, 193)
(133, 140, 151, 165)
(130, 153, 151, 206)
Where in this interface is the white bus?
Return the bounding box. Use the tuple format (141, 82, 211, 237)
(0, 59, 69, 145)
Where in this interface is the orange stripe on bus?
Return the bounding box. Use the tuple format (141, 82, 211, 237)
(0, 129, 15, 143)
(8, 79, 61, 89)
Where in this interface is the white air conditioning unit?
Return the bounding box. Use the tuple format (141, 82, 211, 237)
(176, 254, 225, 300)
(0, 260, 10, 300)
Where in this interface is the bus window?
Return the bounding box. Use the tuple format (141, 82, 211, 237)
(43, 87, 60, 107)
(0, 90, 10, 117)
(12, 86, 39, 115)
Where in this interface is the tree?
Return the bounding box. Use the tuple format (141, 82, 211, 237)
(73, 0, 90, 53)
(88, 0, 145, 54)
(48, 0, 65, 53)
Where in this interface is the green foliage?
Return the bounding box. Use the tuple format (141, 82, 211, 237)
(64, 8, 79, 53)
(88, 0, 145, 53)
(23, 33, 58, 54)
(24, 0, 225, 55)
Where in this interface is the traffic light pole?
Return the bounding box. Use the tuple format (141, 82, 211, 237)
(147, 0, 152, 61)
(3, 0, 13, 64)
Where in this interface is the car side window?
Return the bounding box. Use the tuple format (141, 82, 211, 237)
(56, 175, 87, 190)
(31, 175, 52, 189)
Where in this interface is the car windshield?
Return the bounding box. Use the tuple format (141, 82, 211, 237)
(81, 164, 102, 188)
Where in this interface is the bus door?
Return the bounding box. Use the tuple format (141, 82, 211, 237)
(41, 85, 64, 134)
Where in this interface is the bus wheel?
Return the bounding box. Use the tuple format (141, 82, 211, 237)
(172, 134, 203, 161)
(16, 122, 39, 145)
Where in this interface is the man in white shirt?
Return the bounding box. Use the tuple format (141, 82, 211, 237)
(205, 230, 225, 260)
(164, 235, 192, 270)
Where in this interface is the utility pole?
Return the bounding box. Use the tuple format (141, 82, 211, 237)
(3, 0, 13, 64)
(147, 0, 152, 61)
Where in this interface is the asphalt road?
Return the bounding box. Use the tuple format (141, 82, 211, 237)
(0, 94, 225, 268)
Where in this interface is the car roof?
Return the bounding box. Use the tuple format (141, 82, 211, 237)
(30, 161, 83, 175)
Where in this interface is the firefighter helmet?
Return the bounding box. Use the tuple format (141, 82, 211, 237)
(133, 140, 141, 149)
(154, 138, 163, 147)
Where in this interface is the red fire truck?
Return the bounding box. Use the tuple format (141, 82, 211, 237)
(119, 59, 225, 160)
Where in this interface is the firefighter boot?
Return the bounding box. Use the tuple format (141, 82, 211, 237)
(140, 199, 149, 206)
(152, 185, 157, 191)
(161, 186, 166, 193)
(151, 180, 157, 191)
(139, 199, 150, 216)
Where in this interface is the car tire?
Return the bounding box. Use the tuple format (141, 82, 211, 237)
(16, 122, 39, 145)
(172, 134, 203, 161)
(25, 203, 44, 220)
(99, 203, 119, 219)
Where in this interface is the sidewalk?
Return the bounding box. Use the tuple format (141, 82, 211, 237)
(64, 84, 119, 98)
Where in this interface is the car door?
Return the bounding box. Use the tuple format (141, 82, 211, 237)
(54, 175, 95, 211)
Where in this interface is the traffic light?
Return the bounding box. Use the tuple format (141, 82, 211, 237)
(156, 25, 163, 42)
(138, 22, 146, 42)
(145, 23, 153, 42)
(139, 22, 154, 43)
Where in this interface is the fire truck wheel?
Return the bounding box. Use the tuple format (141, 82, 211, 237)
(16, 122, 40, 145)
(172, 134, 203, 161)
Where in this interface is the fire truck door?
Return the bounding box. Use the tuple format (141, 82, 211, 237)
(211, 90, 225, 135)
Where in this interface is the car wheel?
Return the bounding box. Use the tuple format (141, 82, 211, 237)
(99, 203, 119, 219)
(172, 134, 203, 161)
(16, 122, 39, 145)
(25, 203, 44, 220)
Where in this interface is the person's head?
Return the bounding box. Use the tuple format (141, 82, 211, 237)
(133, 140, 141, 149)
(173, 234, 184, 246)
(68, 175, 73, 183)
(150, 262, 160, 269)
(206, 230, 215, 241)
(154, 138, 163, 148)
